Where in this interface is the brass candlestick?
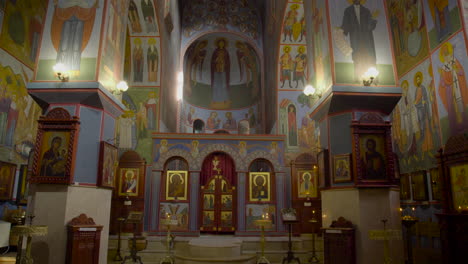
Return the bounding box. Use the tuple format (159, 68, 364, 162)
(160, 214, 177, 264)
(255, 218, 272, 264)
(308, 210, 320, 264)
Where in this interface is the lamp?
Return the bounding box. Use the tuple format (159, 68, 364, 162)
(303, 84, 321, 98)
(362, 67, 379, 86)
(52, 63, 69, 81)
(113, 81, 129, 95)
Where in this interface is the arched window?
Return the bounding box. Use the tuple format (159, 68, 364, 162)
(193, 119, 205, 133)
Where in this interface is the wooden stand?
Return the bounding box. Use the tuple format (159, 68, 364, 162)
(66, 214, 102, 264)
(282, 220, 300, 264)
(122, 212, 145, 264)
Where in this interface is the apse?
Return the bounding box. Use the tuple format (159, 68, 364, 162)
(180, 34, 262, 134)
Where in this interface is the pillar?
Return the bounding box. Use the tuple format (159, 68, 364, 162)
(27, 0, 128, 263)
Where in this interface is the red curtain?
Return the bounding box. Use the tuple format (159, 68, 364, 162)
(201, 152, 236, 186)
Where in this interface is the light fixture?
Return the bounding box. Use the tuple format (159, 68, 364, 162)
(52, 63, 69, 81)
(303, 84, 321, 98)
(113, 81, 129, 95)
(362, 67, 379, 86)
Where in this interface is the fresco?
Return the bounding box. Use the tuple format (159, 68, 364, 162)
(246, 204, 276, 231)
(158, 202, 189, 231)
(181, 0, 261, 46)
(183, 34, 260, 110)
(128, 0, 159, 35)
(117, 87, 159, 162)
(180, 102, 258, 135)
(278, 45, 308, 90)
(431, 32, 468, 142)
(98, 0, 129, 91)
(330, 0, 395, 85)
(0, 57, 41, 164)
(422, 0, 461, 50)
(310, 0, 332, 93)
(0, 0, 47, 69)
(278, 91, 321, 160)
(36, 0, 104, 81)
(393, 58, 446, 173)
(281, 2, 306, 45)
(385, 0, 429, 78)
(129, 36, 160, 86)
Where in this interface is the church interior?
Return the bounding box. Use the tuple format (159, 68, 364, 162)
(0, 0, 467, 263)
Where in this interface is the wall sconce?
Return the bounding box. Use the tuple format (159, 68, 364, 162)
(304, 85, 322, 98)
(52, 63, 69, 81)
(113, 81, 129, 95)
(362, 67, 379, 86)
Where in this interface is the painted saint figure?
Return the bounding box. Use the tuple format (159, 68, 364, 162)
(428, 0, 451, 42)
(362, 138, 386, 179)
(147, 38, 159, 82)
(252, 174, 268, 200)
(133, 38, 144, 82)
(413, 72, 433, 157)
(145, 91, 158, 130)
(280, 46, 293, 88)
(207, 112, 221, 130)
(287, 105, 298, 147)
(293, 46, 307, 88)
(128, 0, 142, 33)
(283, 4, 299, 42)
(141, 0, 157, 33)
(223, 112, 237, 130)
(437, 42, 468, 135)
(211, 38, 231, 108)
(40, 136, 67, 177)
(341, 0, 378, 81)
(168, 173, 184, 199)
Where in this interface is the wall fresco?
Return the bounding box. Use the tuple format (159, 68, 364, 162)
(385, 0, 429, 78)
(117, 87, 159, 162)
(0, 52, 41, 164)
(431, 32, 468, 142)
(392, 59, 442, 173)
(422, 0, 462, 50)
(36, 0, 104, 81)
(278, 91, 321, 161)
(0, 0, 47, 69)
(330, 0, 395, 84)
(310, 0, 332, 93)
(183, 34, 260, 110)
(98, 0, 129, 91)
(180, 102, 258, 135)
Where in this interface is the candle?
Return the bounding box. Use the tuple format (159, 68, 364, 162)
(411, 207, 416, 217)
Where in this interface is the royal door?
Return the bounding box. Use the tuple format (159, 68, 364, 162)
(200, 153, 236, 233)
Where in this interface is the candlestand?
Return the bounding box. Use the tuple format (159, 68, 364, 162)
(160, 218, 178, 264)
(307, 219, 319, 264)
(11, 225, 48, 264)
(282, 220, 300, 264)
(255, 219, 272, 264)
(114, 217, 125, 261)
(402, 216, 418, 264)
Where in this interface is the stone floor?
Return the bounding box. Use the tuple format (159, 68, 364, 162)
(107, 234, 324, 264)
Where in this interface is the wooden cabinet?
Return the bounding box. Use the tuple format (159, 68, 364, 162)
(66, 214, 103, 264)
